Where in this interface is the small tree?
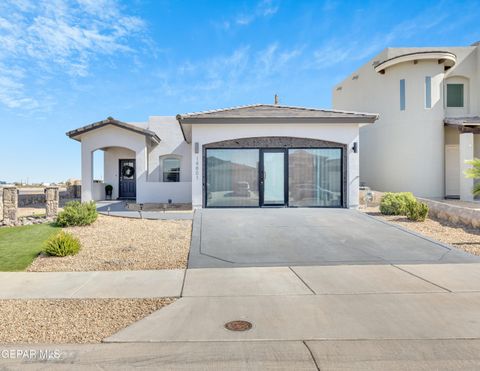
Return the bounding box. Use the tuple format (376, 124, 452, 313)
(464, 158, 480, 196)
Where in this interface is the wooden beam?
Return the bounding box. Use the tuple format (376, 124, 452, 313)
(459, 126, 480, 134)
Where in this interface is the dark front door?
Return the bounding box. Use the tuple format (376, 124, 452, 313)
(260, 149, 287, 206)
(119, 159, 136, 199)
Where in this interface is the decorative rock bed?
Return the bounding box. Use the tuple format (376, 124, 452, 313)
(359, 189, 480, 229)
(0, 215, 55, 227)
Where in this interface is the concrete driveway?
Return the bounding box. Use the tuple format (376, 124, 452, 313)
(188, 208, 479, 268)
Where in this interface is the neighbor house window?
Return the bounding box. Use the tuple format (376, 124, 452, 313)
(400, 79, 406, 111)
(447, 84, 464, 107)
(163, 158, 180, 182)
(425, 76, 432, 109)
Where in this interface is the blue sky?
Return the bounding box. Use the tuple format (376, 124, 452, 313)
(1, 0, 479, 183)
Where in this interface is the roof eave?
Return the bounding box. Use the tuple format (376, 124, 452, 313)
(66, 119, 161, 144)
(375, 51, 457, 74)
(176, 116, 378, 124)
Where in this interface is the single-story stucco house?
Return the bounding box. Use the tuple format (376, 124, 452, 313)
(66, 103, 378, 208)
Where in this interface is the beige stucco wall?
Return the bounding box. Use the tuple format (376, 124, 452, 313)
(146, 116, 192, 182)
(191, 123, 362, 209)
(333, 45, 479, 199)
(77, 122, 192, 204)
(445, 126, 459, 145)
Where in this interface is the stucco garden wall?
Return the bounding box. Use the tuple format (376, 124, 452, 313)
(418, 198, 480, 228)
(359, 189, 480, 228)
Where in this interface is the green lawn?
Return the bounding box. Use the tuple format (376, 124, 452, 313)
(0, 223, 60, 271)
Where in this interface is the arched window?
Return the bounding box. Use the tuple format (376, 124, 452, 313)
(162, 157, 181, 182)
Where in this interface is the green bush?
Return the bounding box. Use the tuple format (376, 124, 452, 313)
(43, 231, 81, 257)
(56, 201, 98, 227)
(379, 192, 416, 215)
(405, 200, 429, 222)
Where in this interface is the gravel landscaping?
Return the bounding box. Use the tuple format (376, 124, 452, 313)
(362, 206, 480, 256)
(27, 215, 191, 271)
(0, 298, 174, 343)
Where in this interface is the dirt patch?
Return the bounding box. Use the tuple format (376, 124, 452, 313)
(0, 298, 174, 343)
(361, 207, 480, 256)
(28, 215, 191, 271)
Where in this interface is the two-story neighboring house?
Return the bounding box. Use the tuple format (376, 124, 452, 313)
(333, 42, 480, 201)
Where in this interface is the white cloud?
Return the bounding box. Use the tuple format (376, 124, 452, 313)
(156, 43, 303, 104)
(0, 0, 146, 110)
(257, 0, 279, 16)
(310, 3, 455, 70)
(215, 0, 279, 29)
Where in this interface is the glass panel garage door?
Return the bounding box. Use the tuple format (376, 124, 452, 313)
(206, 149, 260, 207)
(288, 148, 342, 207)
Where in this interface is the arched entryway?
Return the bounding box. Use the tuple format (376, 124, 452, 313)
(87, 146, 137, 201)
(203, 136, 347, 208)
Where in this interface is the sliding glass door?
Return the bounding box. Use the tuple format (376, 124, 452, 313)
(261, 150, 286, 206)
(288, 148, 342, 207)
(205, 149, 260, 207)
(205, 147, 343, 208)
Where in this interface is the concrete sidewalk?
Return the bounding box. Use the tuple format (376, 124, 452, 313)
(2, 263, 480, 299)
(106, 292, 480, 342)
(3, 340, 480, 370)
(0, 270, 184, 299)
(2, 264, 480, 369)
(105, 263, 480, 343)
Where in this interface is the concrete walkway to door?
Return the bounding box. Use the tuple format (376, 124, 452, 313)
(96, 201, 193, 220)
(188, 208, 480, 268)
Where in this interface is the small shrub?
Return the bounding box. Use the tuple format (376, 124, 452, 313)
(44, 231, 81, 257)
(56, 201, 98, 227)
(379, 192, 416, 215)
(405, 200, 429, 222)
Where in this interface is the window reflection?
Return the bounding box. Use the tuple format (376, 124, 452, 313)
(206, 149, 260, 207)
(288, 149, 342, 207)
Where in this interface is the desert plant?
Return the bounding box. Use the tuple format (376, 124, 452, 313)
(43, 231, 81, 257)
(379, 192, 416, 215)
(405, 199, 429, 222)
(464, 158, 480, 196)
(56, 201, 98, 227)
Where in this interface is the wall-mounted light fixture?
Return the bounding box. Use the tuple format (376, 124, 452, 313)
(352, 142, 358, 153)
(194, 142, 199, 154)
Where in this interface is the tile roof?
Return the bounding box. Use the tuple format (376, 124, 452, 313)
(66, 117, 161, 144)
(176, 104, 378, 122)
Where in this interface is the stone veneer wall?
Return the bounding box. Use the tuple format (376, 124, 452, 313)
(0, 187, 3, 222)
(17, 189, 80, 207)
(418, 198, 480, 229)
(2, 187, 18, 225)
(45, 187, 59, 218)
(359, 189, 480, 228)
